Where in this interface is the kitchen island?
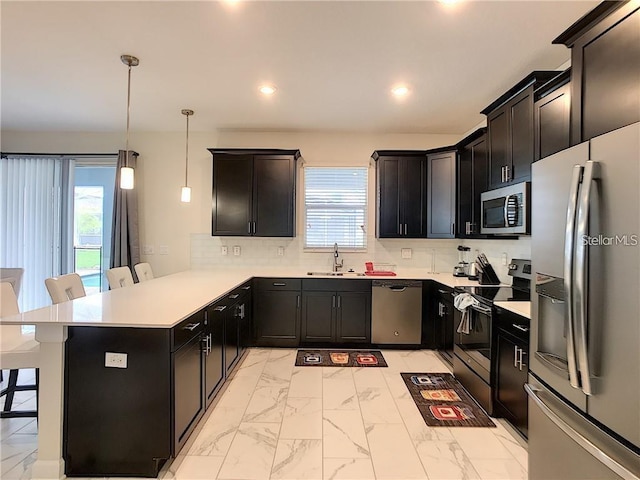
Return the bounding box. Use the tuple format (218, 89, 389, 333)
(0, 268, 491, 479)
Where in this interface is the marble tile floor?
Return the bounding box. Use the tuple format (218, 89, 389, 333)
(0, 349, 528, 480)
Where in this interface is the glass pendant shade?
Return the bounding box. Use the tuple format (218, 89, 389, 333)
(120, 166, 135, 190)
(181, 186, 192, 203)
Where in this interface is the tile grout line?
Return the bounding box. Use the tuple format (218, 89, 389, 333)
(353, 364, 377, 480)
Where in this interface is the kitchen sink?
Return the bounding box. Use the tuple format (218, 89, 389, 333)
(306, 271, 366, 276)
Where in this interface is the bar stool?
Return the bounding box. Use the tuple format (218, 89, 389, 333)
(106, 266, 134, 289)
(134, 263, 154, 282)
(0, 282, 39, 418)
(45, 273, 87, 304)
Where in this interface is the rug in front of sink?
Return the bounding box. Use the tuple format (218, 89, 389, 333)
(295, 350, 387, 367)
(401, 372, 495, 427)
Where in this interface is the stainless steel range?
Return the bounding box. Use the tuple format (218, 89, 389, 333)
(452, 259, 531, 415)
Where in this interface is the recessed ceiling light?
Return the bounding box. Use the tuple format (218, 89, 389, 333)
(391, 86, 410, 97)
(438, 0, 459, 4)
(259, 85, 277, 95)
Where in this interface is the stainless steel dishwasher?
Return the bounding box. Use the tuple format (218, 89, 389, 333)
(371, 280, 422, 344)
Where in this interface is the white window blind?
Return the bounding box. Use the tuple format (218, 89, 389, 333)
(304, 167, 367, 249)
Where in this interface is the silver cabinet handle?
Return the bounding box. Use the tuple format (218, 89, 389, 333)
(248, 221, 252, 234)
(214, 305, 226, 312)
(512, 323, 529, 332)
(399, 222, 402, 235)
(183, 322, 200, 331)
(501, 166, 505, 182)
(404, 224, 408, 235)
(525, 384, 640, 480)
(229, 294, 239, 299)
(575, 161, 599, 396)
(564, 164, 583, 389)
(337, 295, 341, 308)
(253, 221, 256, 234)
(514, 345, 519, 368)
(465, 221, 471, 235)
(332, 295, 336, 308)
(297, 295, 300, 309)
(272, 282, 286, 287)
(242, 285, 251, 290)
(519, 349, 527, 370)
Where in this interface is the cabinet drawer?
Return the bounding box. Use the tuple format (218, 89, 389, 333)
(256, 278, 301, 291)
(172, 311, 205, 352)
(302, 278, 371, 292)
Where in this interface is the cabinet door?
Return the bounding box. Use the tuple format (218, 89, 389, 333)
(255, 290, 300, 347)
(488, 109, 509, 189)
(301, 291, 335, 342)
(471, 137, 488, 235)
(496, 333, 529, 437)
(238, 286, 252, 354)
(212, 155, 253, 236)
(457, 145, 473, 238)
(205, 306, 225, 405)
(224, 304, 240, 374)
(509, 88, 534, 183)
(427, 151, 455, 238)
(402, 157, 426, 237)
(535, 83, 571, 161)
(336, 291, 371, 343)
(572, 4, 640, 143)
(253, 155, 295, 237)
(173, 336, 205, 453)
(376, 157, 401, 237)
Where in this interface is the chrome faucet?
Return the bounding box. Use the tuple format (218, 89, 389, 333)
(333, 242, 344, 272)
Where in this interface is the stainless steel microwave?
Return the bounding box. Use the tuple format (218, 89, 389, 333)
(480, 182, 530, 235)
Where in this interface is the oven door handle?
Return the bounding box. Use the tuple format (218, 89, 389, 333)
(471, 304, 492, 315)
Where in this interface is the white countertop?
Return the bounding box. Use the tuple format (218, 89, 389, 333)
(494, 301, 531, 320)
(0, 268, 488, 328)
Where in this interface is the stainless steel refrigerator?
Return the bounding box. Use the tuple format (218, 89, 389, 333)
(529, 122, 640, 480)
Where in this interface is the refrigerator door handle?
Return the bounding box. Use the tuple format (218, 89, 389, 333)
(564, 165, 583, 389)
(575, 161, 600, 396)
(525, 384, 639, 480)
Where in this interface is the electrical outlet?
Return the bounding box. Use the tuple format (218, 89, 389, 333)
(233, 246, 241, 256)
(277, 246, 284, 257)
(142, 244, 155, 255)
(502, 252, 508, 265)
(401, 248, 412, 259)
(105, 352, 127, 369)
(221, 246, 228, 256)
(159, 245, 169, 255)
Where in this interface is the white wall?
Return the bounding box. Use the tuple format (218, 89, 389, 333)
(2, 129, 531, 282)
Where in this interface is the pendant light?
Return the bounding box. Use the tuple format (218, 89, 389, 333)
(120, 54, 139, 190)
(180, 109, 194, 203)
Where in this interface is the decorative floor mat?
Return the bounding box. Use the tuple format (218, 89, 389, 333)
(295, 350, 388, 367)
(401, 372, 495, 427)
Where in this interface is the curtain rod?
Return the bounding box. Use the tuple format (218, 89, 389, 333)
(1, 151, 139, 159)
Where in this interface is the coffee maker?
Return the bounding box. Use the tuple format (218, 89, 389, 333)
(453, 245, 471, 277)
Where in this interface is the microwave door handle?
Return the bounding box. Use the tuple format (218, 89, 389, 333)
(503, 195, 510, 227)
(564, 165, 583, 389)
(574, 161, 600, 396)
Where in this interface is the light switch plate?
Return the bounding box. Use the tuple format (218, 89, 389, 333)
(502, 252, 508, 265)
(221, 246, 228, 256)
(401, 248, 412, 259)
(105, 352, 127, 369)
(277, 246, 284, 257)
(142, 244, 155, 255)
(159, 245, 169, 255)
(233, 246, 241, 256)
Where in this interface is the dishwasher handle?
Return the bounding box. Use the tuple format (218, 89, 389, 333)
(388, 286, 407, 292)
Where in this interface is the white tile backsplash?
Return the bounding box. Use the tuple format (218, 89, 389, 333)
(190, 234, 530, 284)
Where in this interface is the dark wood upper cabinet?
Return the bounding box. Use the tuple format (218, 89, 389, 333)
(553, 1, 640, 144)
(426, 150, 456, 239)
(482, 71, 560, 190)
(209, 149, 300, 237)
(456, 128, 488, 238)
(534, 69, 571, 162)
(373, 151, 427, 238)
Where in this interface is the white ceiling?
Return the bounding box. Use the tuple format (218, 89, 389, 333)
(1, 0, 599, 135)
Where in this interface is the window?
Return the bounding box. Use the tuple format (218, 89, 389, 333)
(1, 155, 116, 310)
(304, 167, 367, 249)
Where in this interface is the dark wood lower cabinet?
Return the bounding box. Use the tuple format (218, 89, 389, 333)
(300, 279, 371, 345)
(254, 279, 301, 347)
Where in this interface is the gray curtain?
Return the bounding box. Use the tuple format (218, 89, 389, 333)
(111, 150, 140, 273)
